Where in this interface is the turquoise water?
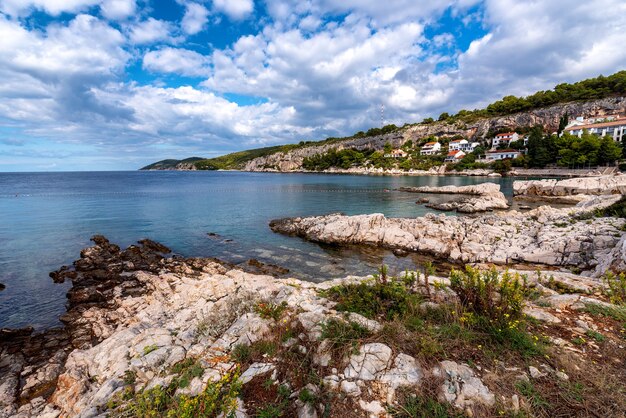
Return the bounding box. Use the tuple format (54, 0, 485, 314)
(0, 171, 517, 329)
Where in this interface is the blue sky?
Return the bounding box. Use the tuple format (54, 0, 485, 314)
(0, 0, 625, 171)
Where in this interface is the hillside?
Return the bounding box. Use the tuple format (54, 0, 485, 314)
(140, 157, 205, 170)
(141, 71, 626, 172)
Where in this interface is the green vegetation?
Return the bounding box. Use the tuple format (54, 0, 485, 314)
(603, 272, 626, 304)
(519, 125, 623, 168)
(449, 70, 626, 122)
(449, 267, 527, 326)
(302, 148, 374, 170)
(388, 392, 465, 418)
(140, 157, 205, 170)
(320, 318, 371, 358)
(108, 370, 241, 417)
(170, 359, 205, 389)
(142, 344, 158, 356)
(320, 275, 422, 320)
(254, 301, 288, 321)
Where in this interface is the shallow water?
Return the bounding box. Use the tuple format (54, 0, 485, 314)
(0, 171, 521, 329)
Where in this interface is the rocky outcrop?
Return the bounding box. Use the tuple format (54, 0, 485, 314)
(270, 196, 625, 276)
(2, 234, 625, 417)
(514, 174, 626, 197)
(399, 183, 510, 213)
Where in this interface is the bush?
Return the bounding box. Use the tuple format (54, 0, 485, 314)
(320, 277, 421, 320)
(254, 301, 288, 321)
(449, 267, 526, 327)
(320, 318, 371, 356)
(603, 272, 626, 304)
(111, 370, 241, 417)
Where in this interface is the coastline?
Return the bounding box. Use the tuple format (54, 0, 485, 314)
(143, 166, 616, 178)
(2, 175, 626, 417)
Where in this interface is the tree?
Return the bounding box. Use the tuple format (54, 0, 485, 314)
(597, 135, 622, 165)
(526, 126, 553, 168)
(438, 112, 450, 121)
(422, 117, 434, 124)
(557, 112, 569, 135)
(383, 142, 393, 154)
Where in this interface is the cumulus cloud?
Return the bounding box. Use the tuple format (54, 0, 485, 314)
(100, 0, 136, 20)
(2, 0, 626, 170)
(181, 2, 209, 34)
(213, 0, 254, 20)
(0, 0, 100, 16)
(127, 18, 175, 44)
(143, 47, 210, 77)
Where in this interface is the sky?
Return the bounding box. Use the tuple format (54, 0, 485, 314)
(0, 0, 626, 171)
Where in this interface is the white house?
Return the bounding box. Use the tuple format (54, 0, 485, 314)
(420, 142, 441, 155)
(448, 139, 467, 151)
(385, 149, 408, 158)
(485, 149, 522, 161)
(444, 150, 465, 162)
(564, 117, 626, 142)
(491, 132, 519, 149)
(450, 139, 480, 151)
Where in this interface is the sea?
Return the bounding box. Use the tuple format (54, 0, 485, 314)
(0, 171, 522, 330)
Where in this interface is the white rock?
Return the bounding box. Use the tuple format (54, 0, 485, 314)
(240, 363, 275, 384)
(340, 380, 361, 397)
(433, 361, 495, 408)
(344, 343, 392, 381)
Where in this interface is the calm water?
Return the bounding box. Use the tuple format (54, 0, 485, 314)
(0, 171, 518, 329)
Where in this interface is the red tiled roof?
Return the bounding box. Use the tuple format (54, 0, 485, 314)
(423, 142, 438, 146)
(447, 151, 463, 157)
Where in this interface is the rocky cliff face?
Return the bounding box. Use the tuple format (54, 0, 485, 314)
(245, 96, 626, 172)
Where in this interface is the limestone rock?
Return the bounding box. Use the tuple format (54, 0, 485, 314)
(433, 361, 495, 408)
(344, 343, 392, 381)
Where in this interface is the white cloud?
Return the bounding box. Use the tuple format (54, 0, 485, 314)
(213, 0, 254, 20)
(143, 47, 210, 77)
(2, 0, 626, 170)
(127, 18, 175, 44)
(100, 0, 136, 20)
(181, 2, 209, 34)
(0, 0, 100, 16)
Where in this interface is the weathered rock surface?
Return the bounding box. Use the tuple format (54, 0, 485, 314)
(2, 233, 624, 417)
(400, 183, 509, 213)
(514, 175, 626, 197)
(270, 197, 625, 277)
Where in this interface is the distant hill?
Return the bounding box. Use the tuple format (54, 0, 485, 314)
(141, 157, 205, 170)
(141, 71, 626, 171)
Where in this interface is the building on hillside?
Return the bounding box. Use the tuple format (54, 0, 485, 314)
(420, 142, 441, 155)
(450, 139, 481, 153)
(385, 149, 408, 158)
(491, 132, 519, 149)
(563, 117, 626, 141)
(485, 149, 522, 161)
(448, 139, 467, 151)
(444, 150, 466, 162)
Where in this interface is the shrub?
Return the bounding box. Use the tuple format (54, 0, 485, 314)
(321, 278, 421, 320)
(254, 301, 288, 321)
(449, 267, 526, 326)
(603, 272, 626, 304)
(112, 370, 241, 418)
(320, 318, 371, 356)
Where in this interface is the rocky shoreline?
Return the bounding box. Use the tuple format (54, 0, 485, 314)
(2, 176, 626, 417)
